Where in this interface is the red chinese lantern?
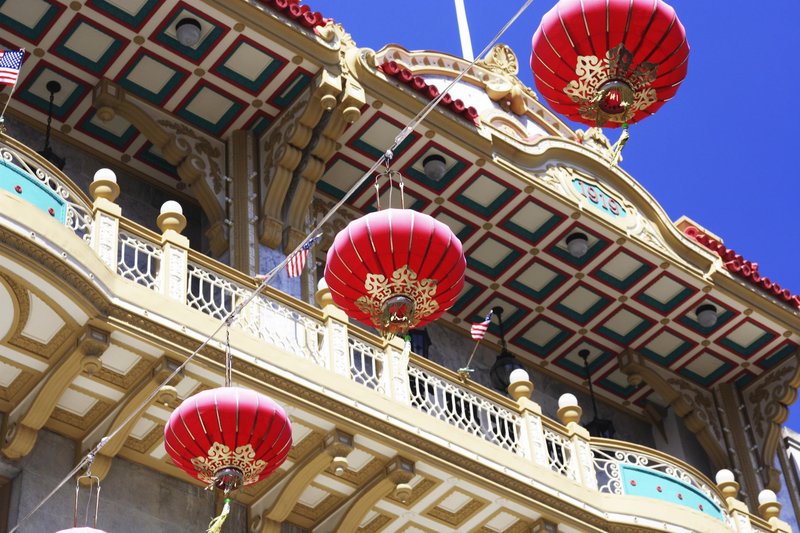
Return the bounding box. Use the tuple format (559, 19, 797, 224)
(531, 0, 689, 127)
(164, 387, 292, 491)
(324, 208, 466, 338)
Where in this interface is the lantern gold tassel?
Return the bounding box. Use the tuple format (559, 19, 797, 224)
(610, 123, 630, 167)
(207, 497, 231, 533)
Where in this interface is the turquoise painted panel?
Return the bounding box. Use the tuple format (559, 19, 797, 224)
(572, 179, 627, 218)
(0, 161, 67, 223)
(620, 464, 723, 521)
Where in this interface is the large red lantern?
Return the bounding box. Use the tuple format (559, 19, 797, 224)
(531, 0, 689, 127)
(164, 387, 292, 492)
(324, 208, 466, 338)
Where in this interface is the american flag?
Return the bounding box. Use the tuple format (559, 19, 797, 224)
(0, 50, 24, 87)
(470, 310, 493, 341)
(286, 234, 321, 278)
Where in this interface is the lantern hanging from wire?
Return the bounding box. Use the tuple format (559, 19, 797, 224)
(164, 387, 292, 491)
(55, 470, 108, 533)
(324, 207, 466, 339)
(164, 382, 292, 532)
(530, 0, 690, 127)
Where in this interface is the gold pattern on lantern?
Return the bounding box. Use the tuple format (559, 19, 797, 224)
(191, 442, 267, 485)
(355, 266, 439, 327)
(564, 44, 658, 125)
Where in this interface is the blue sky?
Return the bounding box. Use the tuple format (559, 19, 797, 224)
(313, 0, 800, 432)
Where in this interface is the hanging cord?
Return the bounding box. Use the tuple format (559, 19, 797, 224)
(224, 326, 232, 388)
(7, 2, 534, 531)
(206, 494, 231, 533)
(610, 122, 629, 166)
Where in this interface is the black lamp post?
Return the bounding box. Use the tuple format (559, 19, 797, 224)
(38, 80, 65, 170)
(579, 349, 615, 438)
(489, 306, 524, 391)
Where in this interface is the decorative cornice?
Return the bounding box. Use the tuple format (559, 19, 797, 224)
(379, 61, 479, 126)
(260, 0, 328, 29)
(684, 225, 800, 309)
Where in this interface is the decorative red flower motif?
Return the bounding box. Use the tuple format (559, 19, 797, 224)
(678, 493, 683, 500)
(656, 486, 662, 492)
(14, 185, 21, 193)
(48, 208, 55, 216)
(630, 480, 636, 486)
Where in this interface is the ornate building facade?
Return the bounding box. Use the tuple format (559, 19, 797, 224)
(0, 1, 798, 531)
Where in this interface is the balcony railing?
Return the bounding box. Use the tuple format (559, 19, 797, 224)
(0, 137, 787, 533)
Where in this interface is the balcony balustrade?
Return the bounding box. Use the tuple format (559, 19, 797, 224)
(0, 132, 790, 533)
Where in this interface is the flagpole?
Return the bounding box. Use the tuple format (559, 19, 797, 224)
(458, 341, 482, 379)
(454, 0, 475, 61)
(0, 49, 24, 129)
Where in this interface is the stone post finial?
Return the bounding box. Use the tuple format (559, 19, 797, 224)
(157, 200, 187, 235)
(757, 489, 782, 522)
(89, 168, 120, 207)
(715, 469, 740, 501)
(557, 393, 582, 426)
(507, 368, 533, 402)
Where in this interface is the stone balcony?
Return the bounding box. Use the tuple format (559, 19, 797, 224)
(0, 133, 791, 532)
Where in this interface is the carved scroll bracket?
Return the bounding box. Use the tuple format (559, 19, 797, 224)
(618, 349, 729, 470)
(92, 79, 228, 256)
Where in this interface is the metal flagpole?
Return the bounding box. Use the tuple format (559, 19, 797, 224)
(454, 0, 474, 61)
(0, 49, 24, 130)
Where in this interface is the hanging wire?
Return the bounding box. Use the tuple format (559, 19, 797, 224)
(224, 326, 232, 388)
(8, 2, 535, 530)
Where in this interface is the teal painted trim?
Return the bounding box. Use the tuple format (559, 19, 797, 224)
(501, 209, 564, 244)
(175, 88, 244, 136)
(678, 359, 734, 386)
(735, 372, 755, 388)
(215, 53, 284, 94)
(759, 343, 797, 370)
(404, 159, 466, 193)
(594, 262, 652, 291)
(620, 464, 723, 521)
(450, 284, 482, 314)
(271, 72, 313, 109)
(636, 285, 694, 313)
(117, 53, 187, 106)
(18, 69, 88, 120)
(137, 143, 178, 177)
(549, 238, 608, 268)
(78, 113, 137, 150)
(555, 350, 612, 376)
(640, 338, 692, 366)
(676, 308, 734, 335)
(596, 313, 653, 345)
(0, 2, 61, 41)
(0, 161, 66, 223)
(571, 179, 627, 218)
(453, 175, 516, 217)
(89, 0, 159, 29)
(597, 375, 636, 397)
(53, 19, 124, 74)
(719, 329, 776, 357)
(552, 288, 612, 326)
(513, 319, 571, 357)
(508, 268, 567, 303)
(154, 17, 225, 63)
(351, 125, 418, 160)
(466, 243, 521, 278)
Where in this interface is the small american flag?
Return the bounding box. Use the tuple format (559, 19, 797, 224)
(286, 234, 321, 278)
(0, 50, 24, 87)
(470, 310, 493, 341)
